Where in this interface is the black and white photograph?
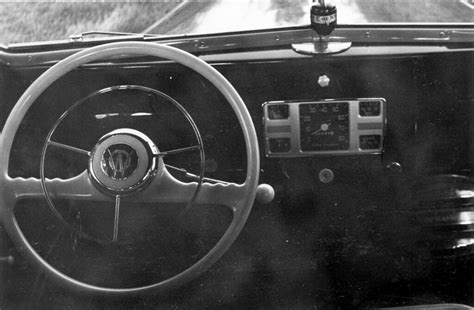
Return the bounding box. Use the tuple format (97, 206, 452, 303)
(0, 0, 472, 308)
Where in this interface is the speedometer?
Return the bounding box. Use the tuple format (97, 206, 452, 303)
(299, 102, 349, 151)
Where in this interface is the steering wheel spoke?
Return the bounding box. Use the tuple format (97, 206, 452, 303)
(155, 145, 200, 157)
(112, 195, 121, 242)
(48, 140, 91, 156)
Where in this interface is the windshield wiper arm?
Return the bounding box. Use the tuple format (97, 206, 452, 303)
(68, 31, 164, 42)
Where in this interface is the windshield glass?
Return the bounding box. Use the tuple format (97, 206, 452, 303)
(0, 0, 472, 44)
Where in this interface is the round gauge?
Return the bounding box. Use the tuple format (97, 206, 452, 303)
(299, 102, 349, 151)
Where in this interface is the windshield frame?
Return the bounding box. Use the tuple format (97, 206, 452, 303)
(2, 23, 473, 53)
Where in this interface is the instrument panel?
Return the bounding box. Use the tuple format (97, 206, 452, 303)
(263, 98, 386, 157)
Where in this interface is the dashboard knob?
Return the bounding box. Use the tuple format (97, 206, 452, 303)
(386, 162, 402, 174)
(256, 184, 275, 204)
(318, 75, 330, 87)
(319, 168, 334, 183)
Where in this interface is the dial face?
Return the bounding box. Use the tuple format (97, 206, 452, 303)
(299, 102, 350, 151)
(359, 135, 381, 150)
(269, 138, 291, 153)
(359, 101, 381, 117)
(268, 104, 289, 120)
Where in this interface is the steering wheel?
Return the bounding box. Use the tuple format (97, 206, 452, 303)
(0, 42, 260, 295)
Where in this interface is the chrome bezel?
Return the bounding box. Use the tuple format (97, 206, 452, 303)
(263, 98, 386, 157)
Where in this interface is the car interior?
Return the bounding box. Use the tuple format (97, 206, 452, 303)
(0, 1, 472, 309)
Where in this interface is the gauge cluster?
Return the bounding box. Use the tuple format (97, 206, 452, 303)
(263, 98, 385, 157)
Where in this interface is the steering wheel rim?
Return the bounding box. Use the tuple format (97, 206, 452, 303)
(0, 41, 260, 295)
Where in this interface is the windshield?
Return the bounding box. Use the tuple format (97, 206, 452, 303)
(0, 0, 472, 44)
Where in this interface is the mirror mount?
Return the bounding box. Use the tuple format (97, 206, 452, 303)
(292, 0, 351, 55)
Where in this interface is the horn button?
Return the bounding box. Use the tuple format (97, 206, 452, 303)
(89, 129, 158, 196)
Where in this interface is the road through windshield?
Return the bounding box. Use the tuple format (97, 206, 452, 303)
(148, 0, 473, 35)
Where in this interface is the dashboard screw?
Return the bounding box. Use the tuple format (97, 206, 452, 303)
(196, 41, 207, 49)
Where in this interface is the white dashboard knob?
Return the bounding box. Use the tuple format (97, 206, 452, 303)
(318, 75, 330, 87)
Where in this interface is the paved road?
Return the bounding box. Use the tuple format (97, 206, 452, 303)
(148, 0, 472, 35)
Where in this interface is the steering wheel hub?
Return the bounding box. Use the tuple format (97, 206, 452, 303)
(89, 128, 159, 196)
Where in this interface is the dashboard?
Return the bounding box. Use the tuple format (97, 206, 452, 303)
(0, 31, 472, 308)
